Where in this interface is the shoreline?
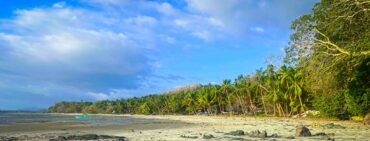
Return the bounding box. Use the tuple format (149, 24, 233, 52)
(0, 114, 368, 140)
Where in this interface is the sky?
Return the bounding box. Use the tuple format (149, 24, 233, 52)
(0, 0, 317, 110)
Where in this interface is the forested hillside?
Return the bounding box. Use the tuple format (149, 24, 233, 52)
(48, 0, 369, 119)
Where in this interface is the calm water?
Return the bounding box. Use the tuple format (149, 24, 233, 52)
(0, 112, 164, 125)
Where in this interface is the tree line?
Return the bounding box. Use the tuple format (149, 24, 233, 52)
(48, 0, 369, 119)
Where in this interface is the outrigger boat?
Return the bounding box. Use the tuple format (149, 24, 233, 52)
(74, 114, 91, 119)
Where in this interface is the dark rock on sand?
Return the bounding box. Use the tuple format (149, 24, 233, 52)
(285, 136, 295, 139)
(180, 135, 198, 139)
(295, 125, 311, 137)
(50, 134, 127, 141)
(231, 138, 256, 141)
(225, 130, 245, 136)
(0, 136, 19, 141)
(203, 134, 215, 139)
(66, 134, 97, 140)
(314, 132, 327, 136)
(249, 130, 267, 138)
(49, 136, 67, 141)
(320, 135, 335, 141)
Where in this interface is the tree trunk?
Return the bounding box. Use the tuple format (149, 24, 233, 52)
(260, 88, 268, 115)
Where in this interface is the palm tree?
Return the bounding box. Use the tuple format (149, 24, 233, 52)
(254, 69, 268, 115)
(279, 66, 305, 115)
(220, 79, 234, 114)
(234, 75, 249, 114)
(183, 91, 197, 114)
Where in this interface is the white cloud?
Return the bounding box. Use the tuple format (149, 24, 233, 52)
(124, 16, 158, 26)
(174, 19, 189, 28)
(0, 5, 154, 100)
(192, 30, 212, 41)
(251, 26, 265, 33)
(159, 34, 176, 44)
(156, 2, 178, 16)
(53, 1, 66, 8)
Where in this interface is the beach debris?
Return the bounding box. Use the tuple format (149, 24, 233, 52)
(248, 130, 267, 138)
(203, 134, 215, 139)
(225, 130, 245, 136)
(180, 134, 198, 139)
(295, 125, 312, 137)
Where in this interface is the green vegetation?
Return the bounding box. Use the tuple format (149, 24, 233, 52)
(48, 0, 369, 119)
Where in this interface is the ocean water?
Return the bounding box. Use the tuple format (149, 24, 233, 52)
(0, 112, 164, 125)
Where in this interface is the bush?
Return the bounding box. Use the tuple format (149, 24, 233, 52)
(313, 90, 349, 119)
(345, 89, 369, 116)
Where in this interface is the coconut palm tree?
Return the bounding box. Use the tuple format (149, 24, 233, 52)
(220, 79, 233, 113)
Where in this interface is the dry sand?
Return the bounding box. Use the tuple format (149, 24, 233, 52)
(0, 115, 369, 141)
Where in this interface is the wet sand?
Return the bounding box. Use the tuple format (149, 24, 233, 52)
(0, 115, 369, 141)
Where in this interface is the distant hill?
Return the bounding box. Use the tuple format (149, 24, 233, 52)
(164, 84, 202, 94)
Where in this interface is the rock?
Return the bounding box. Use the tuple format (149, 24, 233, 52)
(258, 131, 267, 138)
(66, 135, 83, 140)
(286, 136, 295, 139)
(53, 134, 127, 141)
(327, 133, 335, 136)
(295, 125, 311, 137)
(203, 134, 215, 139)
(249, 130, 267, 138)
(314, 132, 327, 136)
(118, 137, 128, 141)
(231, 138, 255, 141)
(49, 136, 67, 141)
(180, 135, 198, 139)
(320, 135, 335, 141)
(82, 134, 99, 140)
(270, 133, 279, 138)
(67, 134, 99, 140)
(3, 137, 19, 141)
(225, 130, 245, 136)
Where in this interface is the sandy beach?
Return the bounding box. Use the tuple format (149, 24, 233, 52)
(0, 114, 369, 141)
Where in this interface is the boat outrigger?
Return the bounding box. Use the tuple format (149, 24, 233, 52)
(74, 114, 91, 119)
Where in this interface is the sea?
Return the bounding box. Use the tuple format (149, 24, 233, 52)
(0, 112, 163, 125)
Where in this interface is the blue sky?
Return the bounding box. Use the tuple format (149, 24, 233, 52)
(0, 0, 317, 110)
